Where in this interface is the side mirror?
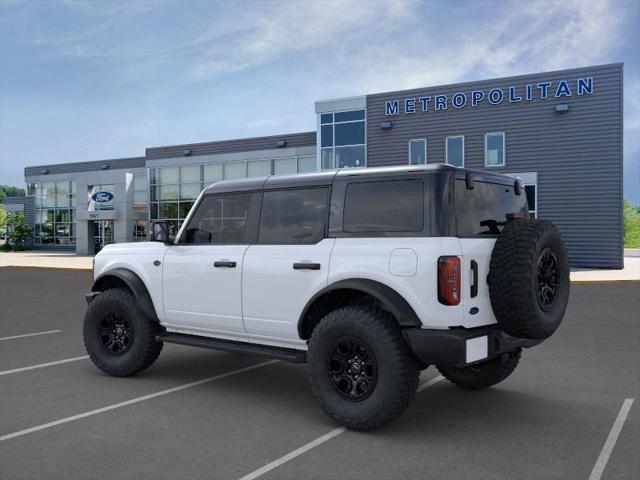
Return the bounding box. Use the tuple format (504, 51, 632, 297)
(151, 221, 171, 244)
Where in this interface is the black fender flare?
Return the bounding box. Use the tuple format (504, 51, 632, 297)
(91, 268, 158, 320)
(297, 278, 422, 338)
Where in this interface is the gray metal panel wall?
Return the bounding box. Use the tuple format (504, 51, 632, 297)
(366, 63, 623, 268)
(146, 132, 317, 159)
(24, 157, 145, 177)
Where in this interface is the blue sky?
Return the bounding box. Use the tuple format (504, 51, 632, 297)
(1, 0, 639, 202)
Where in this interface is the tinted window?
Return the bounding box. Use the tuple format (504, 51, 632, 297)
(181, 193, 257, 244)
(259, 188, 329, 244)
(343, 180, 424, 233)
(455, 180, 527, 235)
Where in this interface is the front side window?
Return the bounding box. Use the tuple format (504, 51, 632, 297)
(181, 193, 257, 244)
(485, 132, 505, 167)
(408, 139, 426, 165)
(343, 180, 424, 233)
(259, 188, 329, 244)
(320, 110, 366, 169)
(446, 136, 464, 167)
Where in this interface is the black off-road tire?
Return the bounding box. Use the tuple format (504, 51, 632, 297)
(437, 350, 521, 390)
(307, 304, 420, 431)
(488, 219, 570, 340)
(83, 288, 163, 377)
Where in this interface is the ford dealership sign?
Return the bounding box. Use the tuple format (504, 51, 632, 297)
(91, 191, 114, 203)
(385, 77, 593, 116)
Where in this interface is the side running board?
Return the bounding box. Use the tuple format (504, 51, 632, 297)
(156, 332, 307, 363)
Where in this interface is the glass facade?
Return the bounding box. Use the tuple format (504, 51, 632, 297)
(33, 179, 76, 245)
(320, 110, 366, 169)
(150, 156, 316, 234)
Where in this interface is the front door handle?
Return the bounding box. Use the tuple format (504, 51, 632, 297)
(214, 260, 236, 268)
(293, 262, 321, 270)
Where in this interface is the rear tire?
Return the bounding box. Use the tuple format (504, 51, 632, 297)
(83, 288, 163, 377)
(307, 304, 420, 431)
(437, 350, 521, 390)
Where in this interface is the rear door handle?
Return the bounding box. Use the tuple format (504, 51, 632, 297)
(214, 260, 236, 268)
(293, 262, 321, 270)
(470, 260, 478, 298)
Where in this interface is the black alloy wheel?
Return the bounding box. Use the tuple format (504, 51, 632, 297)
(99, 310, 133, 355)
(537, 247, 559, 310)
(329, 337, 378, 402)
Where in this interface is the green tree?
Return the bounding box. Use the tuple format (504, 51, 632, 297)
(0, 185, 26, 204)
(0, 205, 6, 231)
(6, 211, 31, 251)
(623, 199, 640, 248)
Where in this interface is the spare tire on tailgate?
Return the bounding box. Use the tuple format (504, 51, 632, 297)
(488, 219, 570, 340)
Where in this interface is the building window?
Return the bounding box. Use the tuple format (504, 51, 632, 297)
(485, 132, 505, 167)
(320, 110, 366, 169)
(149, 166, 199, 235)
(273, 156, 317, 175)
(133, 174, 147, 204)
(33, 179, 76, 246)
(408, 139, 426, 165)
(133, 220, 147, 241)
(224, 162, 247, 179)
(446, 136, 464, 167)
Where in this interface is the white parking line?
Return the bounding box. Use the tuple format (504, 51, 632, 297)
(0, 355, 89, 376)
(237, 375, 444, 480)
(588, 398, 635, 480)
(0, 360, 277, 442)
(0, 330, 62, 341)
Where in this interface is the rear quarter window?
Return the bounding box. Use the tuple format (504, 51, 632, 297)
(455, 179, 527, 236)
(343, 179, 424, 233)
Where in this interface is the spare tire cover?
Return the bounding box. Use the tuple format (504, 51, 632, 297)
(488, 219, 570, 340)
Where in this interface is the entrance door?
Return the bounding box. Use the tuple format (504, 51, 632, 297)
(93, 220, 114, 254)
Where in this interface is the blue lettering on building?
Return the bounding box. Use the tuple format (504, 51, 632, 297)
(383, 77, 595, 115)
(488, 88, 504, 104)
(405, 98, 416, 113)
(385, 100, 399, 115)
(452, 93, 467, 108)
(509, 86, 522, 102)
(577, 77, 593, 95)
(435, 95, 447, 110)
(555, 80, 572, 97)
(471, 90, 484, 106)
(418, 96, 431, 111)
(537, 82, 551, 99)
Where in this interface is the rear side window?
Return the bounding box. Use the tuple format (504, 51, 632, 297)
(181, 193, 257, 244)
(259, 188, 329, 244)
(343, 180, 424, 233)
(455, 180, 527, 235)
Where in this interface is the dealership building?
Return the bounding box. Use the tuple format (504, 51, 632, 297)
(13, 63, 623, 268)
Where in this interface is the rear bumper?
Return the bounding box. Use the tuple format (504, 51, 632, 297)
(403, 324, 542, 368)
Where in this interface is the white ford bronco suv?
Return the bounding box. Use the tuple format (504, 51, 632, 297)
(84, 164, 569, 430)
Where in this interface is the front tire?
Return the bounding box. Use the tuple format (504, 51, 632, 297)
(437, 350, 521, 390)
(83, 288, 163, 377)
(307, 305, 420, 431)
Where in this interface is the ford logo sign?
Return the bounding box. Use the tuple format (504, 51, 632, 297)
(92, 191, 114, 203)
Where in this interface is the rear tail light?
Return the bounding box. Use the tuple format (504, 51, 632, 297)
(438, 256, 461, 305)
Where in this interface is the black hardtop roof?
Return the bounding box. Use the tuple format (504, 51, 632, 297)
(203, 163, 516, 194)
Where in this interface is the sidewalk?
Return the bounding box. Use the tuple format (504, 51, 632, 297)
(0, 251, 93, 270)
(1, 250, 639, 282)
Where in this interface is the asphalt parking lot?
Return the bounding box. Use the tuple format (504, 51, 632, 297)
(0, 267, 638, 480)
